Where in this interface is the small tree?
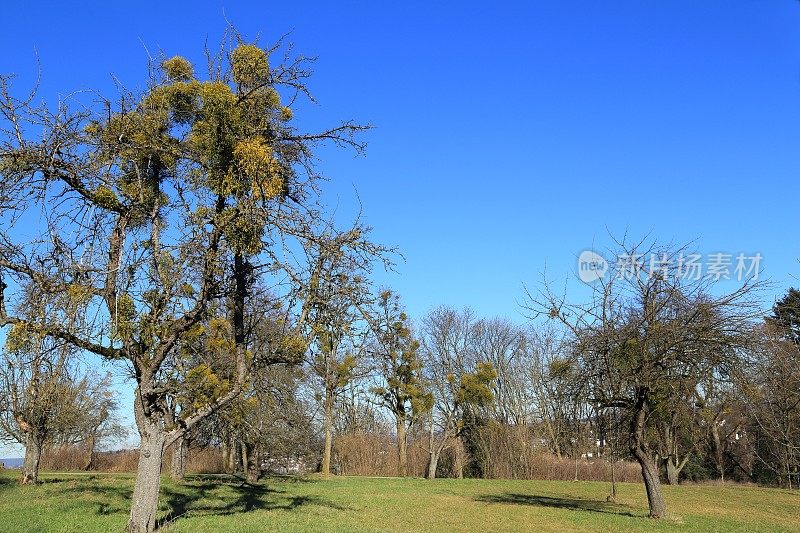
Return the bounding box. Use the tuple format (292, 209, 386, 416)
(0, 332, 124, 483)
(302, 228, 382, 476)
(73, 372, 128, 471)
(231, 363, 316, 483)
(0, 302, 79, 484)
(368, 290, 432, 476)
(528, 241, 761, 518)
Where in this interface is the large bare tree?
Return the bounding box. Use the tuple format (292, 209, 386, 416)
(0, 31, 373, 532)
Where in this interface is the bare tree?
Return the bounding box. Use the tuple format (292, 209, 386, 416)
(73, 372, 128, 472)
(419, 306, 496, 479)
(302, 227, 381, 476)
(740, 316, 800, 488)
(368, 290, 432, 477)
(524, 325, 578, 459)
(471, 318, 529, 426)
(0, 336, 72, 484)
(527, 240, 762, 518)
(0, 327, 124, 483)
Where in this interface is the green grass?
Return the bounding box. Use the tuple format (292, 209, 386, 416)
(0, 470, 798, 532)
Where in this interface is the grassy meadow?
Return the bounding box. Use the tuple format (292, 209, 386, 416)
(0, 471, 798, 532)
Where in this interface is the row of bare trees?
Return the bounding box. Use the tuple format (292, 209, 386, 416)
(270, 240, 798, 523)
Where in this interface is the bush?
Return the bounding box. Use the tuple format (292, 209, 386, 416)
(40, 444, 225, 474)
(334, 432, 428, 477)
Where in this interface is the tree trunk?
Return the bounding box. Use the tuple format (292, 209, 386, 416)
(574, 455, 579, 481)
(321, 387, 333, 476)
(665, 458, 679, 485)
(169, 434, 188, 481)
(427, 451, 440, 480)
(543, 413, 562, 459)
(245, 443, 260, 484)
(223, 436, 238, 474)
(240, 440, 248, 476)
(635, 449, 667, 518)
(427, 418, 442, 480)
(609, 456, 617, 502)
(631, 389, 667, 519)
(667, 452, 692, 485)
(221, 440, 230, 474)
(665, 453, 690, 485)
(454, 437, 465, 479)
(396, 416, 407, 477)
(126, 426, 166, 533)
(20, 433, 43, 485)
(84, 434, 97, 471)
(710, 421, 725, 483)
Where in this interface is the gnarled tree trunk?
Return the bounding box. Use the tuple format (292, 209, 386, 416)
(243, 442, 261, 484)
(20, 432, 43, 485)
(127, 386, 167, 533)
(634, 448, 667, 518)
(631, 390, 667, 519)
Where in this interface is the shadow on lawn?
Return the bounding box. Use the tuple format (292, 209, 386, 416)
(56, 477, 134, 515)
(476, 493, 639, 517)
(45, 474, 345, 527)
(159, 477, 349, 528)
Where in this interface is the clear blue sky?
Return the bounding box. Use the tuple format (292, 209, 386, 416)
(2, 1, 800, 454)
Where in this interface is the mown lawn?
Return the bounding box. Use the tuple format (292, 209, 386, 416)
(0, 470, 798, 532)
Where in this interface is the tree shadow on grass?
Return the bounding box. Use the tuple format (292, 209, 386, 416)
(476, 493, 640, 518)
(158, 477, 349, 529)
(28, 473, 344, 528)
(57, 477, 134, 515)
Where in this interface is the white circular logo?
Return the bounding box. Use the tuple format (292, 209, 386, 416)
(577, 250, 608, 283)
